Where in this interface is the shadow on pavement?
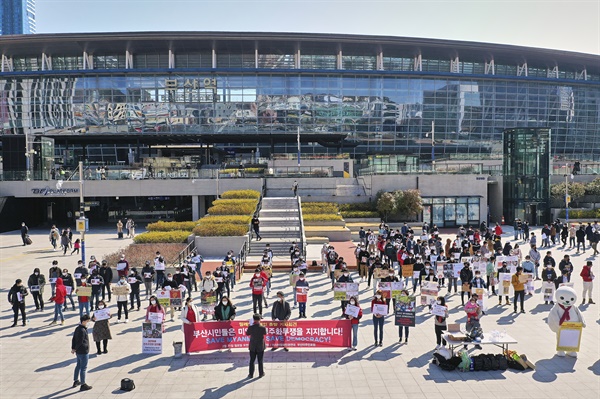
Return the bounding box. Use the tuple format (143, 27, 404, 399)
(589, 359, 600, 375)
(186, 350, 345, 369)
(199, 377, 252, 399)
(38, 387, 80, 399)
(532, 356, 576, 382)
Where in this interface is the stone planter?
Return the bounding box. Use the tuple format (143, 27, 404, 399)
(194, 235, 249, 257)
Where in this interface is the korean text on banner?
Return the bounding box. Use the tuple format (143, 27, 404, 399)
(142, 322, 163, 354)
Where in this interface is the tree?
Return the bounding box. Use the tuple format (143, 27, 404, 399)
(396, 189, 424, 220)
(584, 177, 600, 196)
(376, 192, 395, 222)
(551, 182, 585, 201)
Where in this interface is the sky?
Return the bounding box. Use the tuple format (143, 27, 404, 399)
(35, 0, 599, 55)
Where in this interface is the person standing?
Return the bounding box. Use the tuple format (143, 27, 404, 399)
(49, 260, 61, 297)
(154, 252, 166, 289)
(99, 261, 113, 303)
(76, 280, 90, 318)
(116, 220, 124, 239)
(27, 268, 46, 312)
(71, 314, 92, 391)
(542, 264, 557, 305)
(580, 261, 595, 305)
(246, 314, 267, 378)
(271, 292, 291, 352)
(337, 268, 353, 317)
(434, 296, 449, 349)
(8, 279, 28, 327)
(214, 296, 236, 321)
(371, 290, 387, 346)
(61, 269, 76, 312)
(200, 271, 217, 321)
(292, 180, 299, 197)
(128, 269, 143, 311)
(141, 260, 155, 298)
(73, 260, 89, 287)
(88, 270, 104, 311)
(511, 266, 526, 314)
(250, 269, 266, 316)
(91, 301, 112, 355)
(459, 263, 473, 306)
(116, 254, 130, 279)
(347, 296, 362, 351)
(252, 214, 262, 241)
(113, 275, 131, 323)
(20, 222, 29, 246)
(50, 277, 67, 325)
(294, 272, 309, 318)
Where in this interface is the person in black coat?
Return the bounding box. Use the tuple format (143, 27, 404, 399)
(71, 314, 92, 391)
(542, 264, 557, 304)
(20, 222, 29, 245)
(99, 262, 113, 303)
(214, 296, 237, 321)
(128, 269, 143, 311)
(8, 279, 28, 326)
(460, 263, 474, 305)
(246, 314, 266, 378)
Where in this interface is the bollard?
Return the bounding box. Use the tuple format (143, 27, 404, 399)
(173, 341, 183, 358)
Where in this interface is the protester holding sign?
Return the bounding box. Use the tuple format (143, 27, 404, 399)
(485, 256, 496, 295)
(113, 276, 131, 323)
(271, 291, 292, 351)
(48, 261, 60, 298)
(61, 269, 76, 312)
(214, 296, 236, 321)
(161, 273, 179, 321)
(99, 261, 113, 303)
(371, 290, 387, 346)
(91, 300, 112, 355)
(345, 296, 362, 351)
(27, 267, 46, 312)
(511, 267, 526, 313)
(116, 254, 129, 278)
(76, 281, 90, 318)
(295, 272, 309, 318)
(180, 296, 199, 330)
(145, 295, 165, 332)
(397, 289, 411, 343)
(128, 269, 143, 311)
(459, 263, 473, 306)
(141, 260, 155, 299)
(200, 271, 217, 321)
(88, 270, 104, 311)
(8, 279, 28, 327)
(337, 268, 354, 317)
(432, 296, 449, 349)
(73, 260, 89, 287)
(250, 268, 267, 316)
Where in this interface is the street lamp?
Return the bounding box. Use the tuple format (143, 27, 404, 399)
(565, 163, 574, 222)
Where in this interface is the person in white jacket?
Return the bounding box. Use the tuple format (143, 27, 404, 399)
(180, 297, 199, 332)
(113, 276, 131, 323)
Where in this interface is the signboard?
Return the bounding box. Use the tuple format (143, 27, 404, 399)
(420, 281, 438, 306)
(372, 304, 388, 316)
(391, 281, 405, 300)
(170, 289, 182, 307)
(142, 322, 163, 354)
(156, 290, 171, 308)
(296, 287, 308, 303)
(453, 263, 463, 279)
(75, 286, 91, 296)
(401, 265, 413, 278)
(201, 291, 217, 315)
(557, 322, 583, 352)
(148, 312, 164, 324)
(333, 283, 359, 301)
(112, 285, 129, 296)
(431, 304, 447, 318)
(184, 320, 351, 352)
(373, 268, 389, 279)
(378, 282, 391, 299)
(436, 261, 446, 279)
(496, 256, 519, 273)
(344, 304, 360, 318)
(498, 273, 514, 296)
(542, 282, 555, 302)
(76, 217, 89, 233)
(395, 295, 416, 327)
(93, 308, 110, 321)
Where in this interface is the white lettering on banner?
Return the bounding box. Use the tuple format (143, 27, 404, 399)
(31, 187, 79, 196)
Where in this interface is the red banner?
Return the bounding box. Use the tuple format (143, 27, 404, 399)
(184, 319, 351, 352)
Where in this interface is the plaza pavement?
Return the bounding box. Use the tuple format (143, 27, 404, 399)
(0, 226, 599, 399)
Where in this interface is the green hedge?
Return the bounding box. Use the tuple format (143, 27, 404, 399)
(193, 224, 249, 237)
(303, 213, 343, 221)
(133, 230, 190, 244)
(146, 221, 197, 232)
(212, 198, 258, 207)
(197, 215, 252, 225)
(341, 210, 379, 218)
(557, 209, 600, 218)
(220, 190, 261, 199)
(219, 168, 265, 174)
(339, 202, 377, 212)
(301, 202, 339, 214)
(208, 203, 257, 215)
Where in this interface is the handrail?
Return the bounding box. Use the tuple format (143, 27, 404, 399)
(297, 196, 307, 258)
(170, 239, 196, 269)
(236, 240, 248, 280)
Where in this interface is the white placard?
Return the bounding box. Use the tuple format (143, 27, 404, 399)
(49, 278, 57, 284)
(128, 277, 137, 284)
(214, 277, 223, 283)
(148, 312, 164, 324)
(30, 285, 40, 292)
(372, 304, 388, 316)
(431, 304, 447, 317)
(91, 278, 101, 285)
(116, 261, 127, 271)
(344, 304, 360, 318)
(94, 308, 110, 321)
(144, 273, 151, 279)
(65, 286, 72, 295)
(452, 263, 463, 278)
(74, 273, 82, 279)
(412, 271, 421, 280)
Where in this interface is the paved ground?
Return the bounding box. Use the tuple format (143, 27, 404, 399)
(0, 226, 599, 399)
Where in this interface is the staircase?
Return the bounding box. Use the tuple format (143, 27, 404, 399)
(247, 197, 303, 258)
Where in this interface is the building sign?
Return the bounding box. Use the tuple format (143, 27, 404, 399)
(31, 187, 79, 196)
(163, 78, 219, 103)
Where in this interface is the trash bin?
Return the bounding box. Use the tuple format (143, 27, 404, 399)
(173, 341, 183, 358)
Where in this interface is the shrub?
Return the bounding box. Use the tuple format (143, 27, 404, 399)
(303, 214, 343, 222)
(339, 202, 377, 212)
(341, 210, 379, 218)
(133, 231, 191, 244)
(146, 221, 197, 232)
(104, 243, 187, 268)
(557, 209, 599, 219)
(197, 215, 252, 225)
(193, 223, 249, 237)
(208, 203, 257, 215)
(220, 190, 261, 199)
(212, 199, 258, 207)
(301, 202, 339, 214)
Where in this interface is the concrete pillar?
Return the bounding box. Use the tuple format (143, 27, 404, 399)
(192, 196, 199, 221)
(198, 196, 207, 219)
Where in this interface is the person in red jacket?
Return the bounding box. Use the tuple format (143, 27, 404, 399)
(50, 277, 66, 325)
(580, 261, 595, 304)
(494, 223, 503, 237)
(250, 268, 267, 316)
(347, 295, 362, 351)
(371, 290, 387, 347)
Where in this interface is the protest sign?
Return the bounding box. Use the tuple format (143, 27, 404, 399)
(557, 322, 583, 353)
(184, 320, 351, 352)
(296, 287, 308, 303)
(30, 285, 40, 292)
(156, 290, 171, 308)
(378, 282, 391, 299)
(372, 304, 388, 316)
(289, 273, 299, 287)
(496, 256, 519, 273)
(170, 289, 182, 307)
(112, 285, 129, 296)
(142, 322, 163, 354)
(74, 273, 82, 280)
(473, 287, 487, 312)
(391, 281, 405, 299)
(395, 295, 416, 327)
(412, 271, 421, 280)
(94, 308, 110, 321)
(48, 278, 57, 284)
(453, 263, 463, 278)
(201, 291, 217, 315)
(421, 281, 438, 306)
(498, 273, 513, 296)
(128, 277, 137, 284)
(436, 261, 446, 279)
(401, 265, 413, 278)
(65, 286, 72, 295)
(373, 268, 389, 280)
(75, 286, 91, 296)
(90, 278, 101, 286)
(333, 283, 359, 301)
(148, 311, 164, 324)
(116, 261, 128, 271)
(431, 304, 447, 317)
(344, 304, 360, 318)
(542, 282, 555, 302)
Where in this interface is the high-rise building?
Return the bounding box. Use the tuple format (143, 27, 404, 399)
(0, 0, 36, 35)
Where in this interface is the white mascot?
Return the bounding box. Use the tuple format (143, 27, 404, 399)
(547, 286, 586, 357)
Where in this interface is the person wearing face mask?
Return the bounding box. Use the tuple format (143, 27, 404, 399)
(371, 290, 387, 346)
(141, 260, 156, 299)
(87, 270, 104, 311)
(397, 289, 411, 344)
(259, 266, 271, 307)
(381, 268, 399, 312)
(347, 296, 362, 350)
(459, 262, 474, 306)
(294, 272, 309, 318)
(213, 269, 226, 303)
(511, 266, 526, 314)
(113, 275, 131, 323)
(486, 256, 496, 296)
(28, 268, 46, 312)
(433, 296, 449, 349)
(338, 268, 354, 317)
(76, 279, 90, 318)
(201, 271, 217, 321)
(250, 269, 267, 316)
(464, 293, 483, 350)
(8, 279, 28, 327)
(162, 273, 179, 320)
(289, 266, 300, 307)
(73, 260, 89, 287)
(62, 269, 76, 312)
(224, 252, 237, 289)
(71, 315, 92, 391)
(91, 300, 112, 355)
(214, 296, 236, 321)
(128, 269, 143, 311)
(49, 260, 61, 298)
(542, 264, 557, 305)
(180, 296, 199, 330)
(99, 261, 113, 303)
(145, 295, 165, 331)
(50, 277, 67, 325)
(270, 292, 291, 351)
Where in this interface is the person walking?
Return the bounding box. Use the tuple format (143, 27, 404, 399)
(271, 291, 291, 351)
(292, 180, 299, 197)
(214, 296, 236, 321)
(91, 300, 112, 355)
(49, 260, 61, 297)
(61, 231, 71, 256)
(246, 314, 267, 378)
(20, 222, 29, 246)
(511, 266, 526, 313)
(50, 277, 66, 325)
(8, 279, 28, 327)
(580, 261, 595, 304)
(371, 290, 387, 346)
(251, 214, 262, 241)
(71, 314, 92, 391)
(27, 268, 46, 312)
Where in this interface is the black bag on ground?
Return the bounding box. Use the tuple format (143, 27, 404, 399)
(432, 353, 462, 371)
(120, 378, 135, 391)
(495, 354, 508, 370)
(25, 236, 32, 245)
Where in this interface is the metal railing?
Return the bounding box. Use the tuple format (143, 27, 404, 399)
(236, 240, 249, 278)
(169, 239, 196, 269)
(297, 196, 307, 258)
(552, 163, 600, 176)
(357, 162, 500, 176)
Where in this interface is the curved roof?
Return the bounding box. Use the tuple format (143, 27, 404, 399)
(0, 31, 598, 73)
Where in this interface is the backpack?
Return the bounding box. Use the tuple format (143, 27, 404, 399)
(490, 354, 500, 370)
(472, 356, 484, 371)
(432, 353, 461, 371)
(120, 378, 135, 391)
(481, 354, 492, 371)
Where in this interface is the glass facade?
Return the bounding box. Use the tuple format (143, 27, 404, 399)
(423, 197, 480, 228)
(503, 128, 551, 225)
(0, 0, 35, 35)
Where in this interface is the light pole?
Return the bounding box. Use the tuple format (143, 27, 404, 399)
(565, 163, 573, 222)
(78, 161, 87, 263)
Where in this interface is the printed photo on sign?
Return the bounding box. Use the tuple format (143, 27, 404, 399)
(142, 322, 163, 354)
(128, 277, 137, 284)
(296, 287, 308, 303)
(542, 282, 555, 302)
(344, 304, 360, 318)
(378, 282, 391, 299)
(431, 304, 447, 317)
(453, 263, 463, 278)
(170, 290, 182, 307)
(395, 295, 416, 327)
(373, 268, 389, 279)
(74, 273, 82, 279)
(94, 308, 110, 321)
(391, 281, 405, 299)
(30, 285, 40, 292)
(156, 290, 171, 308)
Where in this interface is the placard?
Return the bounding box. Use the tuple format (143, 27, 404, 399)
(436, 262, 446, 279)
(142, 322, 163, 354)
(391, 281, 405, 299)
(148, 311, 164, 324)
(344, 304, 360, 318)
(94, 308, 110, 321)
(412, 271, 421, 280)
(74, 273, 82, 279)
(373, 268, 389, 279)
(170, 289, 182, 307)
(49, 278, 57, 284)
(296, 287, 308, 303)
(395, 295, 416, 327)
(144, 272, 152, 279)
(557, 322, 583, 352)
(128, 277, 137, 284)
(378, 282, 392, 299)
(214, 277, 223, 283)
(498, 273, 513, 296)
(372, 304, 388, 316)
(75, 286, 91, 296)
(518, 273, 529, 284)
(542, 282, 555, 302)
(421, 281, 438, 306)
(289, 273, 300, 287)
(90, 278, 101, 286)
(200, 291, 217, 315)
(112, 285, 129, 296)
(453, 263, 463, 278)
(156, 290, 171, 308)
(431, 304, 447, 317)
(401, 264, 413, 278)
(30, 285, 40, 292)
(65, 286, 72, 295)
(333, 283, 359, 301)
(473, 287, 487, 312)
(496, 256, 519, 273)
(116, 261, 128, 271)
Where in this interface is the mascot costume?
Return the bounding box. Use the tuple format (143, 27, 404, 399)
(547, 286, 586, 357)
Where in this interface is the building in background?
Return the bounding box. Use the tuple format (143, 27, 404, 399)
(0, 0, 36, 35)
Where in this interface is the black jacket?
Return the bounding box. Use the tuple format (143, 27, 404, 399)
(71, 324, 89, 354)
(8, 285, 28, 304)
(74, 266, 89, 285)
(99, 266, 113, 285)
(246, 323, 266, 352)
(141, 265, 155, 282)
(128, 274, 143, 294)
(460, 268, 473, 284)
(214, 303, 236, 321)
(271, 300, 291, 321)
(542, 268, 557, 282)
(27, 273, 46, 287)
